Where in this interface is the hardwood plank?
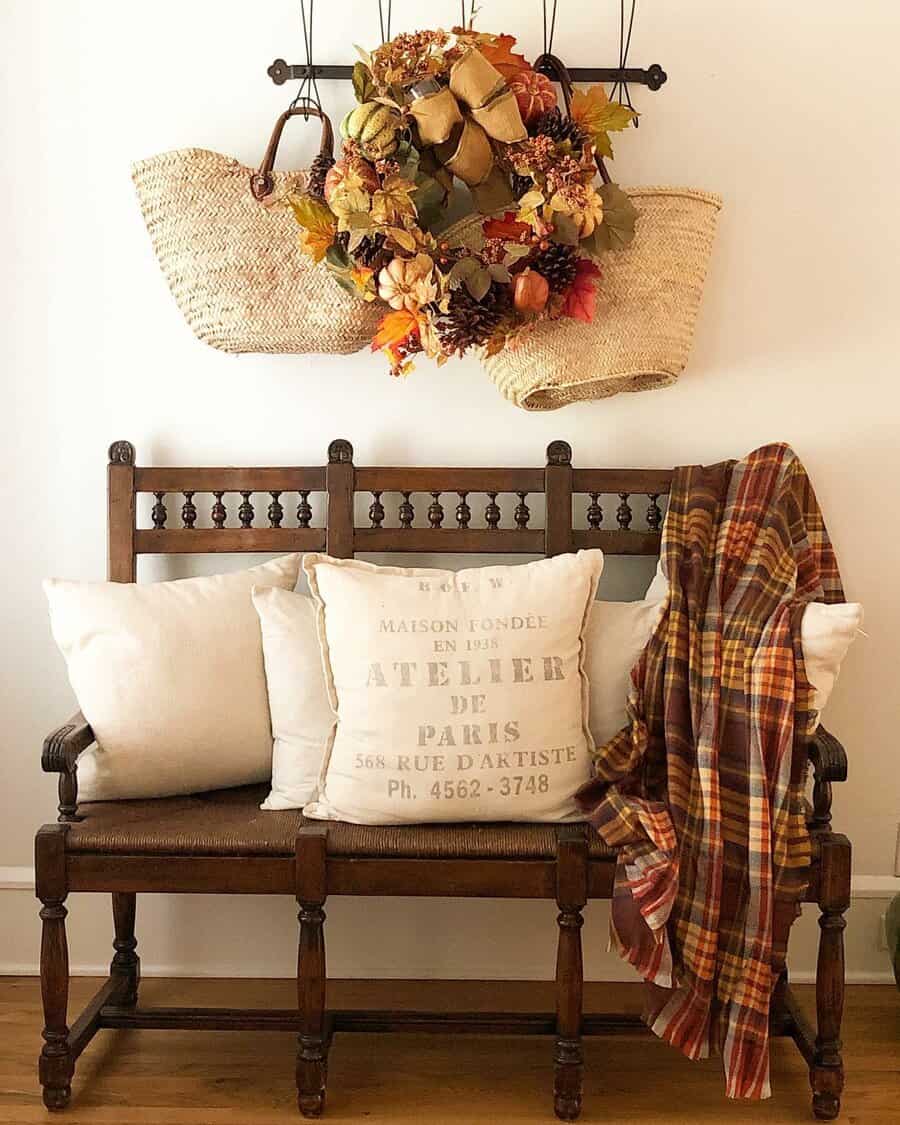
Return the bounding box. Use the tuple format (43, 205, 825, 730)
(134, 468, 326, 492)
(1, 979, 895, 1123)
(354, 467, 546, 492)
(571, 469, 673, 494)
(134, 529, 326, 555)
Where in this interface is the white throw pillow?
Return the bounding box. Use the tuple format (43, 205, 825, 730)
(584, 598, 666, 747)
(645, 561, 862, 716)
(253, 588, 663, 812)
(302, 551, 605, 824)
(800, 601, 863, 713)
(252, 586, 335, 810)
(44, 555, 302, 800)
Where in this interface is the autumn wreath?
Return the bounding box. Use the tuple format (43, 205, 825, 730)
(288, 26, 639, 375)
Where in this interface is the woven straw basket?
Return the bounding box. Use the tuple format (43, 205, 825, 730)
(447, 186, 722, 410)
(132, 107, 380, 355)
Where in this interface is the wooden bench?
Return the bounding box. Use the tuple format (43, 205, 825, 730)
(36, 439, 851, 1120)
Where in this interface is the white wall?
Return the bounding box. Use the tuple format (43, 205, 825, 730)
(2, 0, 898, 980)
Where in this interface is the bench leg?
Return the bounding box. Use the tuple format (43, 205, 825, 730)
(111, 893, 140, 1007)
(36, 825, 73, 1111)
(811, 834, 851, 1121)
(297, 827, 329, 1118)
(554, 825, 588, 1121)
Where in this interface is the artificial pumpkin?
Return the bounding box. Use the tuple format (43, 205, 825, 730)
(513, 268, 550, 313)
(507, 70, 557, 124)
(323, 156, 380, 204)
(340, 102, 403, 160)
(377, 254, 438, 311)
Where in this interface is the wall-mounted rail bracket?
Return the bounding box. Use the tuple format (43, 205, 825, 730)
(267, 59, 667, 91)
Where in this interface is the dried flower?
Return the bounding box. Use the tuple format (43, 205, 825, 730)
(548, 183, 605, 238)
(378, 253, 439, 311)
(545, 155, 587, 194)
(506, 134, 557, 176)
(370, 30, 451, 89)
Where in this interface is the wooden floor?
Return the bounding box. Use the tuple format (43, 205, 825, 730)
(0, 979, 896, 1123)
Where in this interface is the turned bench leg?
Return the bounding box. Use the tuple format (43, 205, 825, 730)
(297, 827, 329, 1118)
(811, 833, 851, 1121)
(554, 825, 588, 1121)
(111, 893, 140, 1007)
(36, 825, 74, 1111)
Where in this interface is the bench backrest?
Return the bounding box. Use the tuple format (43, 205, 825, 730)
(107, 439, 672, 582)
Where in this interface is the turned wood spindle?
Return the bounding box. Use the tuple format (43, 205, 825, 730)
(616, 493, 633, 530)
(181, 491, 197, 529)
(587, 493, 603, 529)
(268, 491, 284, 528)
(296, 491, 312, 528)
(456, 491, 471, 529)
(646, 493, 663, 533)
(514, 492, 530, 529)
(238, 491, 254, 529)
(399, 492, 414, 529)
(485, 492, 501, 530)
(211, 492, 227, 529)
(369, 491, 385, 528)
(151, 492, 167, 530)
(428, 491, 444, 528)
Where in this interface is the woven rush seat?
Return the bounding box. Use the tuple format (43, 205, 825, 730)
(66, 784, 617, 860)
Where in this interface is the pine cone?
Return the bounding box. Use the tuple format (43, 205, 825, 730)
(336, 230, 387, 269)
(307, 152, 336, 200)
(530, 243, 579, 293)
(531, 107, 589, 150)
(435, 283, 511, 356)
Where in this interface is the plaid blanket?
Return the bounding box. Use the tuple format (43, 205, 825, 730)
(576, 443, 844, 1099)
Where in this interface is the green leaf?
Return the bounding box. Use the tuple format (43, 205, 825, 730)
(448, 257, 480, 290)
(589, 182, 638, 252)
(465, 267, 492, 302)
(387, 226, 417, 252)
(502, 242, 532, 266)
(595, 101, 639, 133)
(593, 131, 614, 160)
(325, 243, 352, 270)
(352, 61, 376, 104)
(346, 227, 370, 253)
(328, 269, 361, 297)
(488, 263, 512, 284)
(550, 213, 580, 246)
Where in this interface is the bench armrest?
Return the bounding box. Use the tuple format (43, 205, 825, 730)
(42, 713, 94, 821)
(42, 712, 95, 773)
(808, 725, 848, 784)
(807, 725, 847, 833)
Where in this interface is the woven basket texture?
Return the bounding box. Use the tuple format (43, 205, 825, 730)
(132, 148, 381, 355)
(446, 186, 722, 411)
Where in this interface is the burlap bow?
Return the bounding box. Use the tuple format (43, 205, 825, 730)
(408, 48, 527, 187)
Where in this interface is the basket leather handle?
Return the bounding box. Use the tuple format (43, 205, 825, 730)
(250, 103, 335, 201)
(534, 53, 611, 185)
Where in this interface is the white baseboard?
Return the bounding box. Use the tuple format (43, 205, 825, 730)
(2, 865, 896, 983)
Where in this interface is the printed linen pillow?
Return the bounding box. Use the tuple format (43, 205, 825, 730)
(252, 586, 335, 810)
(253, 587, 662, 812)
(645, 561, 862, 717)
(44, 555, 302, 800)
(302, 551, 604, 824)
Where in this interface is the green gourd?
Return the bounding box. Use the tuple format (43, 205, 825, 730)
(340, 102, 402, 160)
